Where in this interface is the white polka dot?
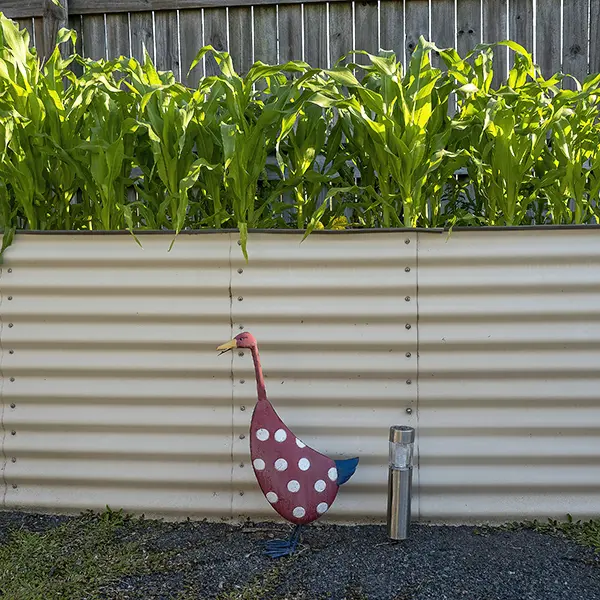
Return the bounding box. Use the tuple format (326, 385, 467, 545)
(298, 458, 310, 471)
(292, 506, 306, 518)
(266, 492, 278, 504)
(274, 429, 287, 442)
(328, 467, 338, 482)
(253, 459, 265, 471)
(256, 428, 269, 441)
(316, 502, 329, 514)
(287, 480, 300, 493)
(275, 458, 288, 471)
(296, 439, 306, 448)
(314, 480, 326, 492)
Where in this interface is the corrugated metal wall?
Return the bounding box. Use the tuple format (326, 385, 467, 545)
(1, 229, 599, 523)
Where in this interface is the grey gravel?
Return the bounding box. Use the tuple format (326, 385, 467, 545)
(0, 511, 598, 600)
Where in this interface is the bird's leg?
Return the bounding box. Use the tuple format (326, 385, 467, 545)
(264, 524, 302, 558)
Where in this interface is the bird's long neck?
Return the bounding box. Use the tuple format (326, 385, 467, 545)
(250, 345, 268, 402)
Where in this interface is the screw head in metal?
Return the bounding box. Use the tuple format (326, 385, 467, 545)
(240, 405, 246, 411)
(405, 267, 411, 272)
(7, 296, 12, 301)
(10, 403, 15, 409)
(239, 462, 244, 468)
(240, 379, 245, 384)
(406, 408, 413, 414)
(237, 268, 243, 274)
(9, 377, 15, 382)
(238, 351, 244, 357)
(405, 239, 410, 244)
(237, 296, 243, 302)
(406, 379, 412, 385)
(11, 457, 16, 463)
(239, 325, 244, 330)
(12, 484, 17, 489)
(7, 268, 12, 273)
(9, 350, 14, 354)
(237, 240, 242, 246)
(8, 323, 13, 328)
(239, 434, 245, 440)
(406, 352, 412, 358)
(405, 296, 411, 302)
(239, 490, 244, 496)
(11, 431, 16, 436)
(405, 324, 411, 330)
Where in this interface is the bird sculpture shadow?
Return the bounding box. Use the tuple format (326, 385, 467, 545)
(217, 332, 359, 558)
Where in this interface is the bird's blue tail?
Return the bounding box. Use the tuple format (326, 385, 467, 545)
(335, 457, 359, 485)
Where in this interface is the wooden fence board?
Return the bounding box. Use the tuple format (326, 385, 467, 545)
(354, 0, 379, 64)
(278, 3, 302, 62)
(106, 12, 130, 58)
(328, 1, 352, 66)
(179, 8, 204, 84)
(483, 0, 507, 86)
(562, 0, 589, 87)
(2, 1, 44, 19)
(380, 0, 404, 62)
(405, 0, 429, 61)
(536, 0, 562, 78)
(82, 13, 106, 60)
(303, 2, 327, 68)
(129, 11, 154, 63)
(456, 0, 480, 57)
(15, 18, 35, 46)
(227, 6, 252, 73)
(253, 5, 277, 64)
(203, 7, 228, 75)
(591, 0, 600, 74)
(155, 10, 180, 75)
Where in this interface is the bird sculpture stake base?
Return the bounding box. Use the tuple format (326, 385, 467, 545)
(217, 332, 359, 558)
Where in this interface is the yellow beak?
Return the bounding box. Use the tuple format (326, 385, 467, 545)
(216, 339, 237, 352)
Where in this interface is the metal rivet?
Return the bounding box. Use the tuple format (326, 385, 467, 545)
(405, 296, 411, 302)
(237, 268, 243, 274)
(239, 491, 244, 496)
(237, 240, 242, 246)
(240, 406, 246, 411)
(405, 239, 410, 245)
(7, 268, 12, 273)
(11, 457, 16, 463)
(239, 462, 244, 468)
(9, 377, 15, 382)
(405, 324, 411, 330)
(239, 434, 245, 440)
(11, 431, 16, 436)
(406, 352, 412, 358)
(238, 351, 244, 357)
(7, 296, 12, 301)
(10, 403, 15, 409)
(406, 379, 412, 385)
(9, 350, 14, 354)
(406, 408, 413, 414)
(12, 484, 17, 489)
(405, 267, 411, 273)
(8, 323, 13, 328)
(240, 379, 245, 384)
(239, 325, 244, 330)
(238, 296, 243, 302)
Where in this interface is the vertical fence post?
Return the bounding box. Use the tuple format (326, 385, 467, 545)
(42, 0, 69, 60)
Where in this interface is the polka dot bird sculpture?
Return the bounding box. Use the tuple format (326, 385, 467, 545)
(217, 332, 359, 558)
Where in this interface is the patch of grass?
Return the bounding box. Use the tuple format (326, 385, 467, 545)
(0, 507, 168, 600)
(473, 515, 600, 553)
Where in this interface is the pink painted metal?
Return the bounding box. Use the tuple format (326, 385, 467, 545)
(218, 332, 344, 525)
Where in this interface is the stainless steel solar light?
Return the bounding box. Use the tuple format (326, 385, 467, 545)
(387, 425, 415, 540)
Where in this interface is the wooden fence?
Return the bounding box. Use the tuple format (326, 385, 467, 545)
(3, 0, 600, 87)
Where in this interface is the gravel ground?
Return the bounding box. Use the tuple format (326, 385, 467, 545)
(1, 511, 598, 600)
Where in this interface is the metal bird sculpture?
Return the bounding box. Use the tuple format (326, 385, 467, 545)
(217, 332, 359, 557)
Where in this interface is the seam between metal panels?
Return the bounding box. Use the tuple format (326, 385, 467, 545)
(0, 265, 7, 508)
(415, 232, 421, 521)
(227, 233, 235, 521)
